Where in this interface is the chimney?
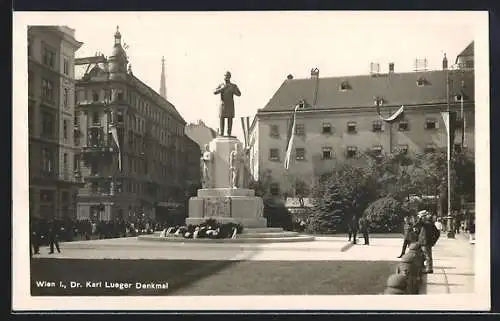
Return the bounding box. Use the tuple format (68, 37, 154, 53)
(389, 62, 395, 73)
(310, 68, 319, 79)
(287, 74, 294, 80)
(442, 53, 448, 70)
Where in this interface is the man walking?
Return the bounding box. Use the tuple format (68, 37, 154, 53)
(397, 216, 414, 258)
(416, 210, 440, 274)
(30, 217, 41, 256)
(348, 215, 359, 244)
(48, 219, 61, 254)
(358, 216, 370, 245)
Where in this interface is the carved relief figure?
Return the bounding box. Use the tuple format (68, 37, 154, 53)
(201, 144, 213, 188)
(238, 146, 251, 188)
(229, 144, 240, 189)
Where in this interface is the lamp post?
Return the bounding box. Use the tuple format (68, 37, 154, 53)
(445, 67, 453, 236)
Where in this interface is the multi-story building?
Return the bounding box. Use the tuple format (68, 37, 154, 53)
(185, 119, 217, 153)
(249, 42, 475, 196)
(73, 27, 195, 222)
(28, 26, 83, 220)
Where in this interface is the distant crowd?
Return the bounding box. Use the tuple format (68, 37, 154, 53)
(29, 217, 168, 256)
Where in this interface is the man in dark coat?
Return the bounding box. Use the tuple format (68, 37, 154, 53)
(347, 215, 359, 244)
(415, 210, 435, 273)
(397, 216, 414, 258)
(358, 216, 370, 245)
(47, 219, 61, 254)
(213, 71, 241, 136)
(30, 217, 41, 256)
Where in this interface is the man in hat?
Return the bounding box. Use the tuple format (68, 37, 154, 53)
(415, 210, 436, 273)
(214, 71, 241, 137)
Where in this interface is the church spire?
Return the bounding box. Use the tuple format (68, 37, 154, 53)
(160, 56, 166, 99)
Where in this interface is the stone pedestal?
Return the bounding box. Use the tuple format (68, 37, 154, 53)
(187, 136, 267, 228)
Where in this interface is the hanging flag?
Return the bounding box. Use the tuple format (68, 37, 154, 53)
(109, 125, 122, 171)
(284, 104, 301, 170)
(441, 111, 457, 153)
(240, 117, 248, 148)
(377, 105, 405, 123)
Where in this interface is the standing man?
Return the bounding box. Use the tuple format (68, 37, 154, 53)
(348, 215, 359, 244)
(358, 216, 370, 245)
(48, 219, 61, 254)
(30, 217, 41, 256)
(214, 71, 241, 137)
(397, 216, 413, 258)
(416, 210, 439, 274)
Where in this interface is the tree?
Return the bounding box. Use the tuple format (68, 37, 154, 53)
(363, 196, 411, 233)
(308, 163, 379, 233)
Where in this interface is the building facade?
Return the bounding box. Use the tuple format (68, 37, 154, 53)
(185, 119, 217, 153)
(73, 27, 195, 222)
(28, 26, 83, 220)
(249, 42, 475, 196)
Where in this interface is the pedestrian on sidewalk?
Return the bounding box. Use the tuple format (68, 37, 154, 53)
(397, 216, 415, 258)
(358, 216, 370, 245)
(48, 219, 61, 254)
(347, 215, 358, 244)
(415, 210, 440, 274)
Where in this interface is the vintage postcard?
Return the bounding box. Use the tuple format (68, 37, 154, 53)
(12, 11, 491, 311)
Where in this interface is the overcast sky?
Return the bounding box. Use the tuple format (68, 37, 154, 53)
(18, 11, 480, 141)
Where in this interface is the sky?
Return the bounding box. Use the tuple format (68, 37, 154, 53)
(19, 12, 478, 141)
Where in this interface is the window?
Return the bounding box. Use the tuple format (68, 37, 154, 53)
(270, 183, 280, 196)
(63, 120, 68, 140)
(74, 154, 80, 171)
(92, 91, 99, 102)
(40, 190, 55, 202)
(63, 88, 69, 108)
(89, 127, 100, 146)
(454, 143, 462, 153)
(372, 145, 383, 156)
(41, 111, 55, 138)
(372, 120, 383, 132)
(117, 91, 124, 101)
(322, 123, 332, 134)
(322, 147, 333, 160)
(269, 124, 279, 138)
(42, 79, 54, 102)
(339, 81, 351, 91)
(269, 148, 279, 161)
(425, 118, 437, 130)
(92, 112, 99, 125)
(465, 60, 474, 69)
(61, 191, 69, 203)
(424, 143, 436, 153)
(347, 121, 357, 133)
(63, 58, 69, 75)
(398, 120, 409, 131)
(41, 148, 53, 173)
(346, 146, 357, 158)
(416, 77, 427, 87)
(42, 47, 55, 68)
(397, 144, 409, 154)
(295, 124, 305, 136)
(295, 148, 305, 160)
(63, 153, 68, 169)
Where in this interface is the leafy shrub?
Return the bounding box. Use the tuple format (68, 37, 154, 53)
(363, 196, 410, 233)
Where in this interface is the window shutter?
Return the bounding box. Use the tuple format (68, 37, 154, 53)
(435, 119, 440, 129)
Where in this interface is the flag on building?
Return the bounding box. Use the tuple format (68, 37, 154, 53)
(284, 104, 301, 170)
(441, 110, 457, 153)
(109, 125, 122, 171)
(377, 105, 405, 123)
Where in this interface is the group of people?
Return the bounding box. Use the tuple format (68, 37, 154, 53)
(397, 209, 442, 274)
(29, 217, 164, 256)
(347, 215, 371, 245)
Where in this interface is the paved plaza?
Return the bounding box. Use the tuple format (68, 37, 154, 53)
(32, 234, 475, 294)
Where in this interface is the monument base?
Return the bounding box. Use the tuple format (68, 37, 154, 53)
(187, 188, 267, 228)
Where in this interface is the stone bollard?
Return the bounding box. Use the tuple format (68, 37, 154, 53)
(384, 273, 408, 295)
(399, 252, 419, 294)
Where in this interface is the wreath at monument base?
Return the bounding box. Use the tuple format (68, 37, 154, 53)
(160, 219, 244, 239)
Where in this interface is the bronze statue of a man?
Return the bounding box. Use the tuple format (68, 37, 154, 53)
(214, 71, 241, 136)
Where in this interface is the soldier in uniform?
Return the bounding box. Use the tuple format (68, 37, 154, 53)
(214, 71, 241, 136)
